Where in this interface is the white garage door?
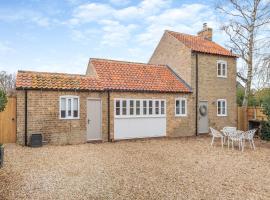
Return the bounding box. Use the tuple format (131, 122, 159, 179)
(114, 99, 166, 140)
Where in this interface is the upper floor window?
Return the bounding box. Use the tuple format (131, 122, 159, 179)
(175, 98, 187, 116)
(217, 99, 227, 116)
(115, 99, 166, 118)
(217, 60, 227, 78)
(60, 96, 79, 119)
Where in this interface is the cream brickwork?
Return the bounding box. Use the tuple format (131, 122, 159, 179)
(16, 90, 108, 145)
(109, 92, 195, 141)
(150, 32, 237, 133)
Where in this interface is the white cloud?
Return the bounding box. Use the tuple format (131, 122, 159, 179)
(109, 0, 130, 6)
(70, 3, 114, 24)
(0, 9, 52, 27)
(99, 20, 137, 46)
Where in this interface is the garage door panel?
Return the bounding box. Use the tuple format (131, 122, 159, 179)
(114, 117, 166, 139)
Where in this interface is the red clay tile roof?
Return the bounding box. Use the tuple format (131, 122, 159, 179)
(91, 58, 191, 92)
(167, 30, 238, 57)
(16, 71, 103, 91)
(16, 59, 192, 93)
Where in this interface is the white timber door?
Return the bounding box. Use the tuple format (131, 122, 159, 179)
(86, 99, 102, 141)
(198, 101, 209, 134)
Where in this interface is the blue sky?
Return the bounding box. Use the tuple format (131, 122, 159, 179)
(0, 0, 230, 74)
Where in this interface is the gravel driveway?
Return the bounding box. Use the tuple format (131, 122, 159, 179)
(0, 137, 269, 200)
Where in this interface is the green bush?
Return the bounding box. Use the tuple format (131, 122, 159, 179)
(261, 121, 270, 141)
(0, 90, 7, 112)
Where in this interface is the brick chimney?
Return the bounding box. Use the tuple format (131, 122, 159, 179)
(197, 23, 212, 41)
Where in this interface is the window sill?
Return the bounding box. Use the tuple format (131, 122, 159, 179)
(175, 114, 187, 117)
(217, 76, 227, 78)
(59, 118, 80, 120)
(217, 115, 227, 117)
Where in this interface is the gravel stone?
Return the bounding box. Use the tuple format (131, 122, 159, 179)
(0, 137, 269, 200)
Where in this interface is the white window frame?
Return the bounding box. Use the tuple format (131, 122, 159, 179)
(175, 98, 187, 117)
(217, 99, 227, 116)
(114, 98, 166, 118)
(217, 60, 227, 78)
(59, 95, 80, 119)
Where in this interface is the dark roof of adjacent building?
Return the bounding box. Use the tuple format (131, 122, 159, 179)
(16, 58, 192, 93)
(167, 30, 238, 57)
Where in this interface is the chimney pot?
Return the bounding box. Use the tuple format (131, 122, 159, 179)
(198, 23, 213, 41)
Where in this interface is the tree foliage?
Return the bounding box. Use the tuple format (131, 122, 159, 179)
(0, 71, 16, 96)
(0, 90, 7, 112)
(217, 0, 270, 107)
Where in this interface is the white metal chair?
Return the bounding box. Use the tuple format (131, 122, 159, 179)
(242, 129, 257, 150)
(209, 127, 224, 148)
(221, 127, 237, 144)
(227, 130, 244, 151)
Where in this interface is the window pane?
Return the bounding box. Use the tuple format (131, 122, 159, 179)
(136, 100, 140, 115)
(68, 99, 72, 117)
(149, 100, 153, 115)
(222, 101, 226, 114)
(176, 100, 180, 114)
(161, 101, 165, 115)
(116, 100, 120, 116)
(217, 101, 221, 114)
(143, 100, 147, 115)
(218, 63, 221, 75)
(60, 98, 66, 118)
(130, 100, 134, 115)
(122, 100, 127, 115)
(155, 101, 159, 115)
(181, 100, 186, 114)
(222, 64, 226, 76)
(73, 98, 78, 117)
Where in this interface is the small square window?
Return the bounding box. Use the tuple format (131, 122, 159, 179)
(217, 61, 227, 78)
(217, 99, 227, 116)
(60, 96, 79, 119)
(175, 98, 187, 116)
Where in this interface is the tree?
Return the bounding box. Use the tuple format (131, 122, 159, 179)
(0, 90, 7, 112)
(217, 0, 270, 106)
(0, 71, 16, 96)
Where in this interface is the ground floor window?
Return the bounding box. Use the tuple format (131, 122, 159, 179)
(175, 98, 187, 116)
(114, 99, 166, 118)
(59, 96, 79, 119)
(217, 99, 227, 116)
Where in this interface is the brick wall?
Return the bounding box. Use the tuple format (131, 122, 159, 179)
(109, 92, 195, 140)
(17, 90, 195, 145)
(193, 53, 237, 130)
(16, 90, 108, 145)
(150, 33, 237, 132)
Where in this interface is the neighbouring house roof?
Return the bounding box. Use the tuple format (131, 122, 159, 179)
(16, 59, 192, 93)
(16, 71, 103, 91)
(167, 30, 238, 57)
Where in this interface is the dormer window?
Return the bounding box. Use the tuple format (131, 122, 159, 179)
(217, 60, 227, 78)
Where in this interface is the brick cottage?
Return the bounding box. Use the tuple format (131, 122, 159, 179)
(16, 24, 238, 145)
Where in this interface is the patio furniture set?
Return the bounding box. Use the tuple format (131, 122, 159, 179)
(209, 127, 257, 152)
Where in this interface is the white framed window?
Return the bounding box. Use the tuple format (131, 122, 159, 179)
(175, 98, 187, 116)
(114, 99, 166, 118)
(59, 96, 79, 119)
(217, 99, 227, 116)
(217, 60, 227, 78)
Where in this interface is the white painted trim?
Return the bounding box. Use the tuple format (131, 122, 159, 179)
(217, 99, 227, 116)
(59, 95, 80, 120)
(217, 60, 227, 78)
(114, 98, 166, 118)
(175, 98, 187, 117)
